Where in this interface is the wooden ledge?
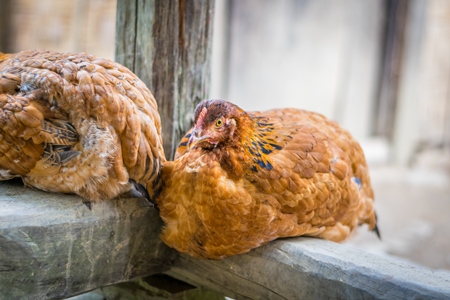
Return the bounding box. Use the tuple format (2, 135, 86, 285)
(0, 180, 175, 299)
(168, 238, 450, 299)
(2, 180, 450, 299)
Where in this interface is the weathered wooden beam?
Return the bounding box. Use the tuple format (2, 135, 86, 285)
(0, 180, 176, 299)
(392, 0, 427, 165)
(115, 0, 215, 159)
(75, 274, 226, 299)
(374, 0, 408, 139)
(166, 238, 450, 300)
(3, 180, 450, 300)
(0, 0, 13, 53)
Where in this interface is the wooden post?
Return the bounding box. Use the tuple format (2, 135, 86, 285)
(392, 0, 427, 165)
(115, 0, 215, 159)
(374, 0, 409, 140)
(0, 0, 13, 53)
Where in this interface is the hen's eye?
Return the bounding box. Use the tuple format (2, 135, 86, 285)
(216, 119, 223, 127)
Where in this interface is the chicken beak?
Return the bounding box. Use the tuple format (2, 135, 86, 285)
(187, 129, 209, 151)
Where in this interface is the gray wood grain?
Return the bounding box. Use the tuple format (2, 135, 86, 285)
(392, 0, 427, 165)
(167, 238, 450, 300)
(115, 0, 138, 69)
(2, 179, 450, 299)
(0, 0, 13, 53)
(0, 180, 176, 299)
(115, 0, 214, 159)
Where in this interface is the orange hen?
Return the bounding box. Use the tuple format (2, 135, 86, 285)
(157, 99, 379, 259)
(0, 50, 165, 201)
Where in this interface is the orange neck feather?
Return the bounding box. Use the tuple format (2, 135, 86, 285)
(212, 113, 282, 179)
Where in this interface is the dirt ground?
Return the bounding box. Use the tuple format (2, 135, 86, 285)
(347, 161, 450, 272)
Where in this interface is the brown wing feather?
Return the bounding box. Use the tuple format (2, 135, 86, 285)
(246, 109, 376, 240)
(0, 94, 45, 178)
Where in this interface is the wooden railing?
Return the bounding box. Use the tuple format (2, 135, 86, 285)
(1, 180, 450, 299)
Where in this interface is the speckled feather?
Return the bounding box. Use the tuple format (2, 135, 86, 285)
(158, 99, 378, 259)
(0, 50, 165, 201)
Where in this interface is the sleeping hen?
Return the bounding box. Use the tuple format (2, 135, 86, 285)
(0, 50, 165, 201)
(157, 99, 379, 259)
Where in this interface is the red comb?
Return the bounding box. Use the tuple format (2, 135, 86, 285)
(195, 106, 208, 129)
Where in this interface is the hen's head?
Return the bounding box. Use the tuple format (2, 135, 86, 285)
(187, 99, 246, 150)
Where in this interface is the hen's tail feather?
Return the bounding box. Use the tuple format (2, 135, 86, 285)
(126, 179, 153, 204)
(372, 213, 381, 240)
(83, 201, 93, 210)
(373, 225, 381, 240)
(58, 150, 81, 164)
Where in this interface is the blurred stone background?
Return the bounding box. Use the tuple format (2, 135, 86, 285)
(1, 0, 449, 272)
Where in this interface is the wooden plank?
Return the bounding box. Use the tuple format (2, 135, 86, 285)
(143, 0, 182, 160)
(333, 0, 384, 140)
(375, 0, 409, 139)
(391, 0, 450, 165)
(225, 0, 383, 140)
(71, 274, 226, 299)
(415, 0, 450, 149)
(392, 0, 427, 165)
(115, 0, 138, 69)
(0, 0, 13, 52)
(0, 180, 176, 299)
(3, 178, 450, 299)
(115, 0, 215, 159)
(166, 238, 450, 300)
